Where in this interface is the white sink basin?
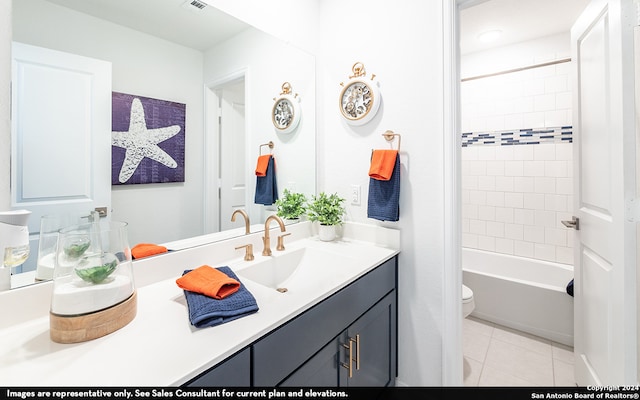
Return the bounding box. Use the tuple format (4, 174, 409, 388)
(235, 246, 354, 291)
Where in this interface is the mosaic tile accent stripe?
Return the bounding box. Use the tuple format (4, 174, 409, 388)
(462, 126, 572, 147)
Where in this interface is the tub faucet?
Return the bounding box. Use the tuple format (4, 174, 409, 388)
(262, 215, 286, 256)
(231, 209, 250, 235)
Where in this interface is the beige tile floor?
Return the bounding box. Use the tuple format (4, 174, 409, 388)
(463, 316, 576, 386)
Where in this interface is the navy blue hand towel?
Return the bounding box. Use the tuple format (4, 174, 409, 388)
(367, 152, 400, 221)
(181, 266, 259, 328)
(255, 156, 278, 205)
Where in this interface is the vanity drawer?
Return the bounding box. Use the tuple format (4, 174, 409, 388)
(252, 256, 397, 386)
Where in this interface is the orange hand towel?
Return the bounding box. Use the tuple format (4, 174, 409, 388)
(255, 155, 272, 177)
(176, 265, 240, 299)
(131, 243, 168, 259)
(369, 150, 398, 181)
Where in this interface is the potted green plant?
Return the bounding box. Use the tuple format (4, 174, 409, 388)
(275, 189, 307, 222)
(307, 192, 346, 241)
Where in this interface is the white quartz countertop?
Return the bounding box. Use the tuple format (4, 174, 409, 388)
(0, 222, 399, 387)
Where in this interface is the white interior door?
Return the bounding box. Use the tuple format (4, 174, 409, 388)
(11, 42, 112, 271)
(571, 0, 637, 385)
(219, 80, 246, 231)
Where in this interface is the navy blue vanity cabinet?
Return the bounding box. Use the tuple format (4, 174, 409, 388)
(184, 347, 251, 387)
(340, 290, 396, 386)
(281, 290, 396, 387)
(180, 255, 397, 388)
(253, 256, 398, 387)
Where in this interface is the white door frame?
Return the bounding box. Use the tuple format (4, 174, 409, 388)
(219, 80, 246, 231)
(203, 69, 248, 234)
(444, 0, 464, 386)
(442, 0, 492, 386)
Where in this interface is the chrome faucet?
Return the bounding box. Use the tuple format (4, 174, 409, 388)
(231, 209, 250, 235)
(262, 215, 286, 256)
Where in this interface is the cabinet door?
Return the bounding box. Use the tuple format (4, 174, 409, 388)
(184, 348, 250, 387)
(253, 257, 397, 386)
(280, 337, 341, 387)
(282, 291, 397, 387)
(339, 292, 397, 387)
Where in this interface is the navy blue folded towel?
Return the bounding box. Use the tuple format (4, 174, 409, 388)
(255, 156, 278, 205)
(367, 152, 400, 221)
(181, 266, 259, 328)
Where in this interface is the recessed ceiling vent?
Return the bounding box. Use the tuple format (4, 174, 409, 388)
(182, 0, 208, 12)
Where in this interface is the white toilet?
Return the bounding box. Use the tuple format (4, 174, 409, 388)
(462, 284, 475, 318)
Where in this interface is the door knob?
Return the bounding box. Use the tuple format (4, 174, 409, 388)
(561, 216, 579, 230)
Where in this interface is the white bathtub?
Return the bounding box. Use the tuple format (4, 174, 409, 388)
(462, 248, 574, 346)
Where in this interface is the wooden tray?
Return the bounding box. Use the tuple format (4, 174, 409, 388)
(50, 291, 137, 344)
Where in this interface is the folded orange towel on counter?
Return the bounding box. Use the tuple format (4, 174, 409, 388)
(369, 150, 398, 181)
(131, 243, 168, 259)
(255, 154, 272, 177)
(176, 265, 241, 300)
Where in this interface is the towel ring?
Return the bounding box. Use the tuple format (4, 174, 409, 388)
(259, 141, 274, 155)
(370, 131, 402, 160)
(382, 130, 401, 151)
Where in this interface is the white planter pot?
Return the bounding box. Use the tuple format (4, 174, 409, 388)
(318, 224, 336, 241)
(283, 218, 300, 226)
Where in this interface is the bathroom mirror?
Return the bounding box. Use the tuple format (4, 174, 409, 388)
(9, 0, 316, 288)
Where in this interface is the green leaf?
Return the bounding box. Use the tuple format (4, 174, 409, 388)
(63, 241, 90, 259)
(276, 189, 308, 219)
(306, 192, 346, 226)
(75, 259, 118, 284)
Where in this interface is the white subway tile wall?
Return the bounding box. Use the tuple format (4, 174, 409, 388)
(461, 61, 574, 266)
(462, 142, 573, 265)
(462, 62, 572, 134)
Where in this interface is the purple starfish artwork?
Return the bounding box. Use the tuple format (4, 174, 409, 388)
(111, 92, 186, 185)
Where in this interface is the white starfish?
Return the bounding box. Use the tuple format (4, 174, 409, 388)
(112, 98, 181, 183)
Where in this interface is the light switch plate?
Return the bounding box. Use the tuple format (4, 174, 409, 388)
(350, 184, 361, 205)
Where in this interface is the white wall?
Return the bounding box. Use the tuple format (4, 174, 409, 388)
(317, 0, 449, 386)
(204, 0, 320, 54)
(462, 62, 572, 133)
(462, 143, 574, 264)
(12, 0, 206, 246)
(203, 28, 316, 226)
(461, 33, 575, 265)
(462, 33, 572, 78)
(462, 33, 572, 133)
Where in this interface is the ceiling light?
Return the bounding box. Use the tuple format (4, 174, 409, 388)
(477, 30, 502, 43)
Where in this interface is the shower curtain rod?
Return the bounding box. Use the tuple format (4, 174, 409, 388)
(461, 57, 571, 82)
